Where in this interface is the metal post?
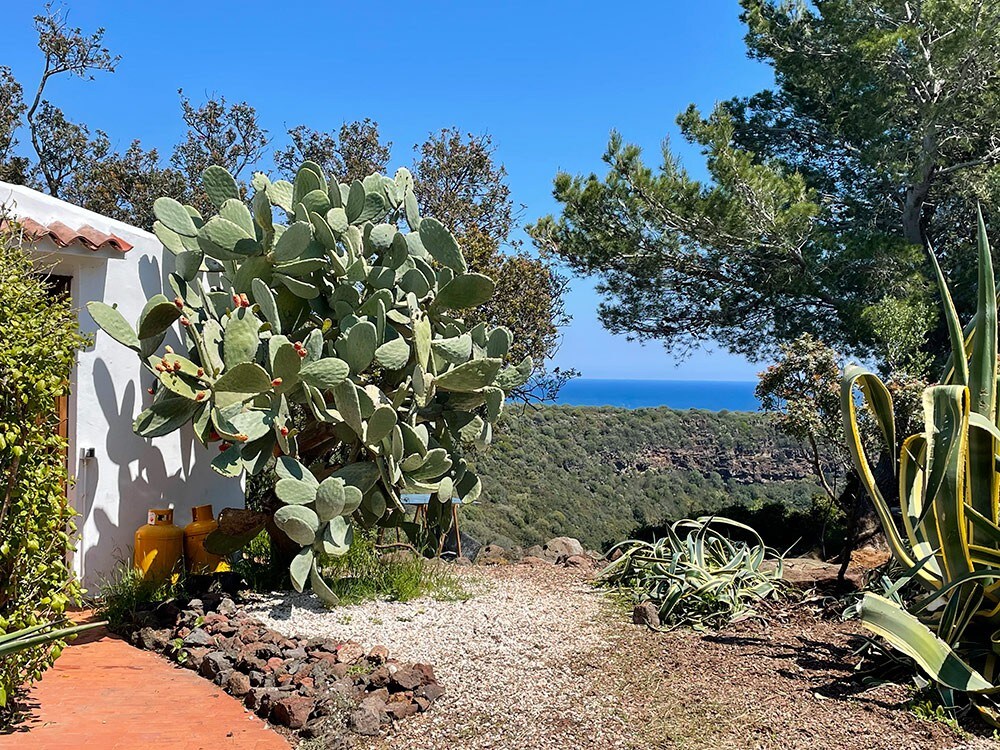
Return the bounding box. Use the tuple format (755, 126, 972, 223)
(452, 503, 462, 558)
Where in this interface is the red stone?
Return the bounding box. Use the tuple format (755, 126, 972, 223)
(266, 656, 285, 672)
(389, 667, 422, 691)
(385, 697, 419, 720)
(270, 695, 315, 729)
(336, 641, 365, 664)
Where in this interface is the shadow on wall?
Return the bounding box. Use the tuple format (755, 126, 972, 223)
(90, 359, 184, 577)
(83, 252, 244, 583)
(137, 253, 164, 301)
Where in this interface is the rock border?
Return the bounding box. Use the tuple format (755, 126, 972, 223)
(125, 592, 442, 745)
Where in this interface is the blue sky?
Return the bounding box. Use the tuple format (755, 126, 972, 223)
(4, 1, 773, 381)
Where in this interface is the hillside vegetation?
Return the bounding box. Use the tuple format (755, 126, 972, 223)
(463, 405, 824, 551)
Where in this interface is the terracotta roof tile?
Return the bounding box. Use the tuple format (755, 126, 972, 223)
(4, 216, 133, 253)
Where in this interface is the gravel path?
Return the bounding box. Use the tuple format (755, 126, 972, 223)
(248, 565, 634, 749)
(248, 564, 990, 750)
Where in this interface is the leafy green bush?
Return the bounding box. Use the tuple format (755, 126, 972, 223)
(600, 517, 784, 630)
(634, 497, 847, 560)
(0, 230, 87, 714)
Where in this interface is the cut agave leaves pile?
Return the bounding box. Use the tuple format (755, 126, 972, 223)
(843, 207, 1000, 722)
(599, 516, 784, 630)
(87, 162, 531, 602)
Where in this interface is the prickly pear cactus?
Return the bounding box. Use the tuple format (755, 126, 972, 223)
(87, 162, 532, 602)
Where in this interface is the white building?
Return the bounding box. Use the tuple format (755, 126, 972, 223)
(0, 182, 244, 589)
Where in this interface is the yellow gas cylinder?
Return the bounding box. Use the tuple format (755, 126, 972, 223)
(184, 504, 229, 574)
(134, 508, 184, 582)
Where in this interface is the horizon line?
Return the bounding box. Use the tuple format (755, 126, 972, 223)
(564, 377, 758, 384)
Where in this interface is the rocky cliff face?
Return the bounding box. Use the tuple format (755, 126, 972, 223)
(601, 443, 818, 484)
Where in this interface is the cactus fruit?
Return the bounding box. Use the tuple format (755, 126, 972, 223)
(89, 162, 530, 601)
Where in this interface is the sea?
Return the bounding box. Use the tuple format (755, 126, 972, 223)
(551, 378, 760, 411)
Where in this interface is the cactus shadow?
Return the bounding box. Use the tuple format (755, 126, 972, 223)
(136, 254, 165, 301)
(85, 359, 203, 582)
(243, 591, 324, 622)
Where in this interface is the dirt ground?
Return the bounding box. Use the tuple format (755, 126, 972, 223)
(606, 600, 994, 750)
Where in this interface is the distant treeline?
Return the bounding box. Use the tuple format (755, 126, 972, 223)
(463, 405, 825, 551)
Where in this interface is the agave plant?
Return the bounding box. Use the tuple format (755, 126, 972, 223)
(87, 162, 531, 602)
(0, 619, 104, 658)
(843, 208, 1000, 719)
(599, 517, 783, 630)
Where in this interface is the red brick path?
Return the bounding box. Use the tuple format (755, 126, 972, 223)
(0, 620, 289, 750)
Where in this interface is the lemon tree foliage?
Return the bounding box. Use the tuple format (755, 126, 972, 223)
(87, 162, 531, 602)
(0, 232, 87, 713)
(844, 211, 1000, 722)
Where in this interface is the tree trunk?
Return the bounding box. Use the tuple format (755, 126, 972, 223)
(837, 472, 864, 581)
(902, 124, 938, 248)
(902, 178, 932, 247)
(266, 517, 299, 572)
(837, 456, 894, 581)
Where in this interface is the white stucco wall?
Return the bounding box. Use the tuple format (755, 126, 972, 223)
(0, 182, 245, 589)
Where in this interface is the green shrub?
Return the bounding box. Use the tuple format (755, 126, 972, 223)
(0, 230, 87, 715)
(634, 497, 847, 559)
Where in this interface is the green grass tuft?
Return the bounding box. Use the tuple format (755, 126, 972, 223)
(320, 530, 471, 606)
(94, 563, 186, 631)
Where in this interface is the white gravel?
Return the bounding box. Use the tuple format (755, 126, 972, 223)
(246, 564, 636, 750)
